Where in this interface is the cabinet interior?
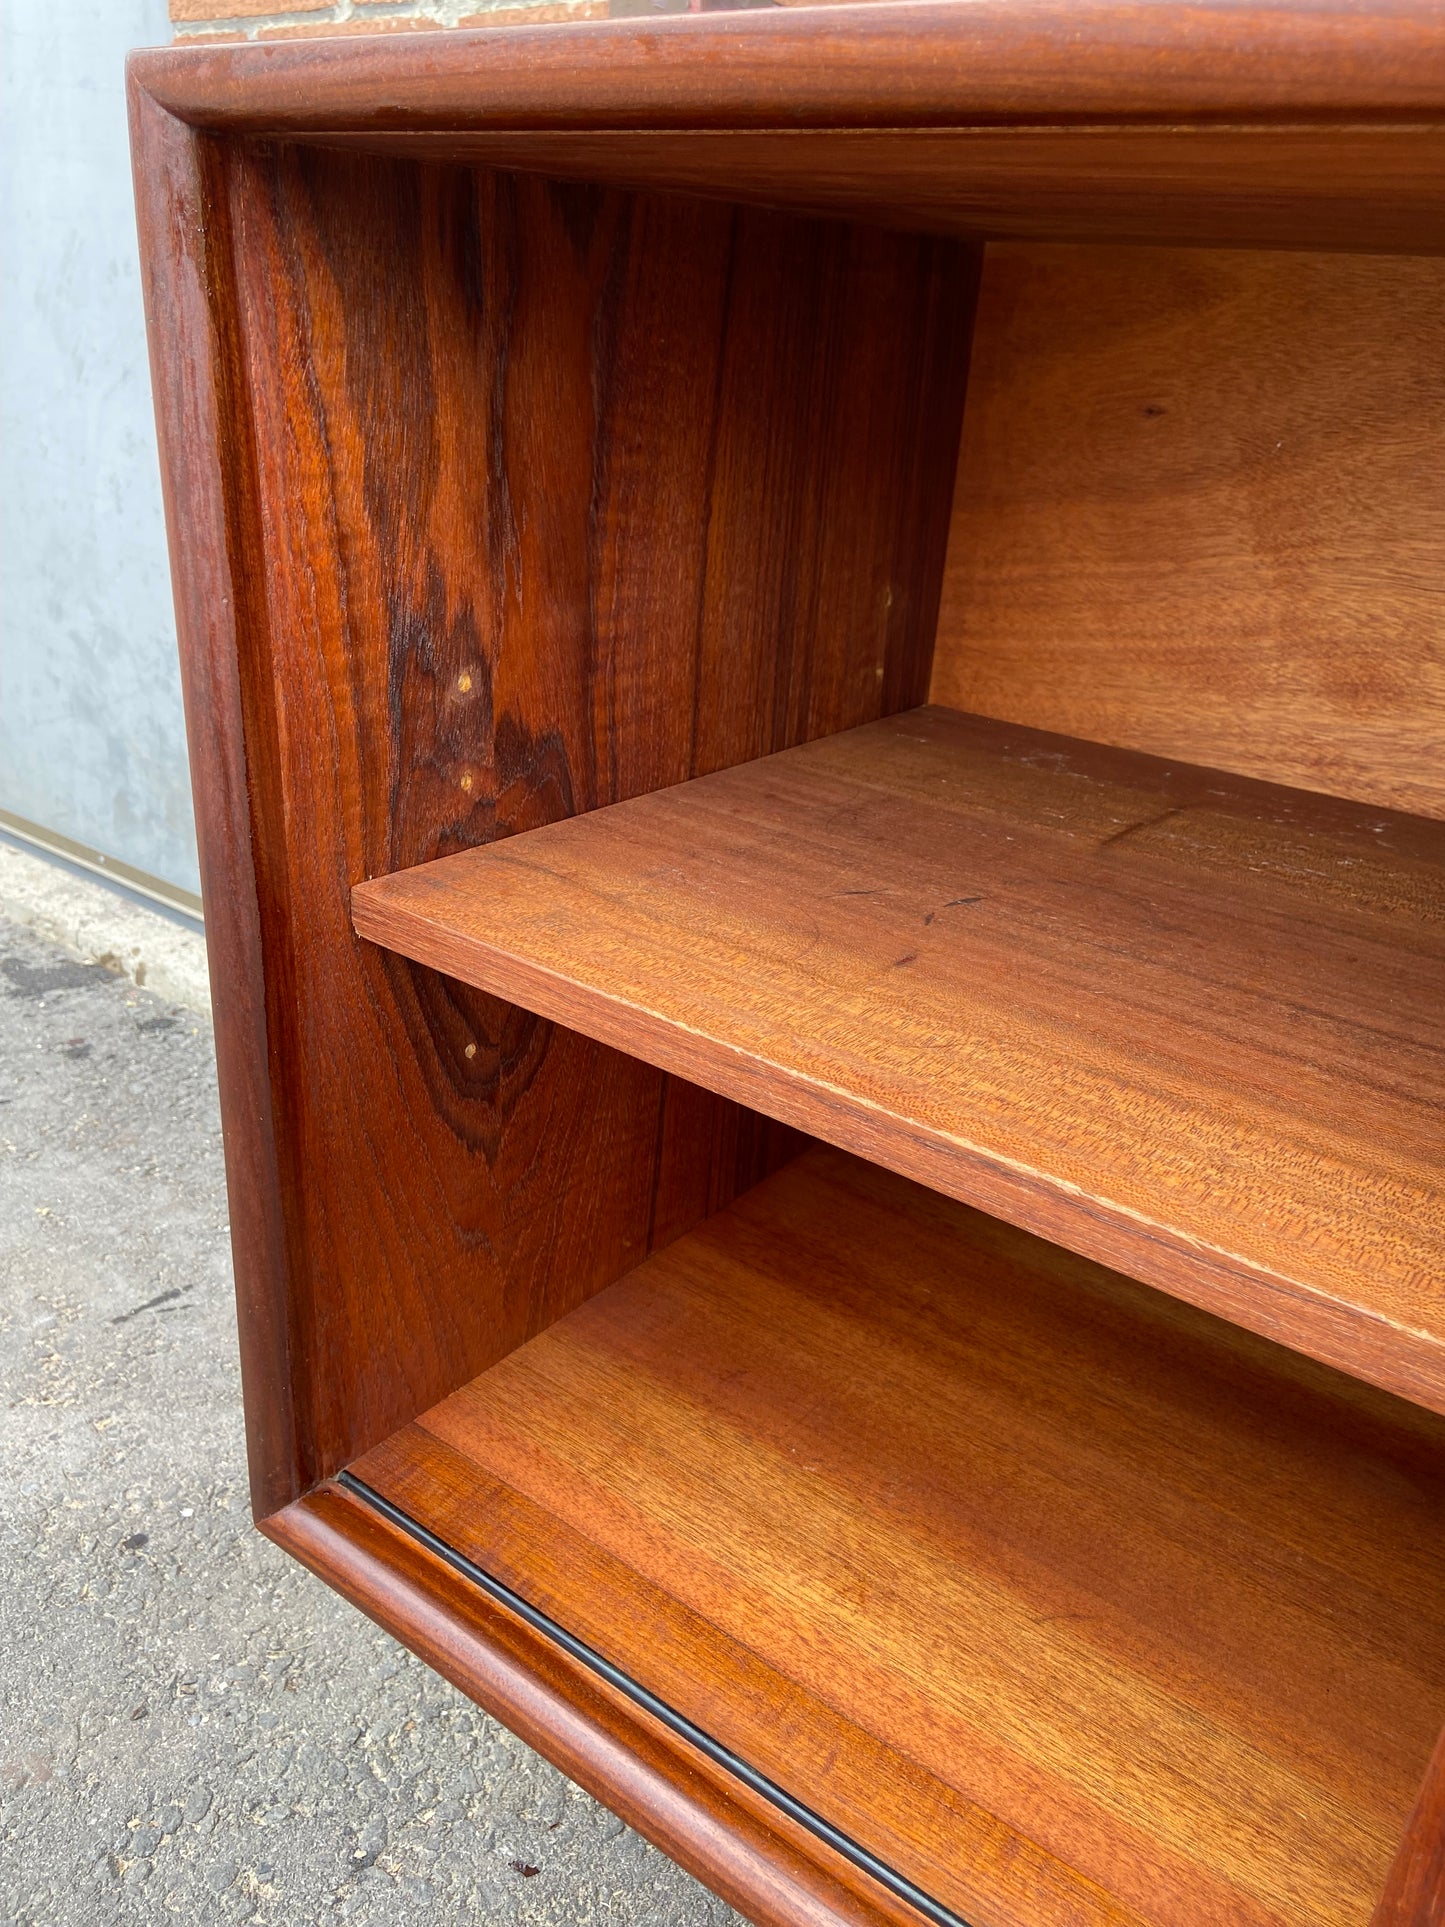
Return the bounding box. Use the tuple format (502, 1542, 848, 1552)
(338, 223, 1445, 1927)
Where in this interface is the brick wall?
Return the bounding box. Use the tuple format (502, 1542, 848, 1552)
(170, 0, 784, 45)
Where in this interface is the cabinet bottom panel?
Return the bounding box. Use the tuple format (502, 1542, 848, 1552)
(333, 1147, 1445, 1927)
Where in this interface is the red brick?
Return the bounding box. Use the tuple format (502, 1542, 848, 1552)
(171, 0, 329, 20)
(256, 14, 445, 33)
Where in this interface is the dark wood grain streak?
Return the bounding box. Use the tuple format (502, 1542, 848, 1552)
(131, 3, 1445, 134)
(138, 118, 973, 1510)
(354, 705, 1445, 1416)
(265, 1481, 932, 1927)
(356, 1146, 1445, 1927)
(1373, 1728, 1445, 1927)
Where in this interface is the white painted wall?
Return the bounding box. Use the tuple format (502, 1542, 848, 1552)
(0, 0, 198, 896)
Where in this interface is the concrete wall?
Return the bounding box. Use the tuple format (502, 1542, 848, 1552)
(0, 0, 194, 895)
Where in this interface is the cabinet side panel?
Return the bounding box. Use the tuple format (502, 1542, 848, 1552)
(129, 90, 301, 1514)
(932, 243, 1445, 818)
(210, 145, 975, 1504)
(1372, 1725, 1445, 1927)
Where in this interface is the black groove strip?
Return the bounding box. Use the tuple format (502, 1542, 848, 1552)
(336, 1469, 973, 1927)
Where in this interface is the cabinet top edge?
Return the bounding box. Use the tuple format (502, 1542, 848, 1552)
(129, 0, 1445, 137)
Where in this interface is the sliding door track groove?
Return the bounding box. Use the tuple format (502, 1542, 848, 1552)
(337, 1469, 972, 1927)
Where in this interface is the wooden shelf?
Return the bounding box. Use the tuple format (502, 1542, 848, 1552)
(350, 1145, 1445, 1927)
(353, 705, 1445, 1416)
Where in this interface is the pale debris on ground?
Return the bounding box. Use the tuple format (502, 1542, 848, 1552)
(0, 843, 211, 1017)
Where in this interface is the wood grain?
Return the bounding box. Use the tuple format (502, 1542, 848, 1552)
(932, 245, 1445, 818)
(127, 87, 301, 1505)
(132, 3, 1445, 133)
(354, 703, 1445, 1415)
(138, 128, 973, 1511)
(266, 1479, 930, 1927)
(131, 9, 1445, 1906)
(356, 1145, 1445, 1927)
(130, 1, 1445, 256)
(299, 126, 1445, 255)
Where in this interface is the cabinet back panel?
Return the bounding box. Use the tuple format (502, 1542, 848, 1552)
(932, 244, 1445, 818)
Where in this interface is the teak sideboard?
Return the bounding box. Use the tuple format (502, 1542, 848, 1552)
(129, 7, 1445, 1923)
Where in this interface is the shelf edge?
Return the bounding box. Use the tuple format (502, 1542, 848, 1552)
(352, 887, 1445, 1423)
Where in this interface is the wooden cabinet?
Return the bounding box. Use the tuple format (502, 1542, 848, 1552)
(129, 9, 1445, 1923)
